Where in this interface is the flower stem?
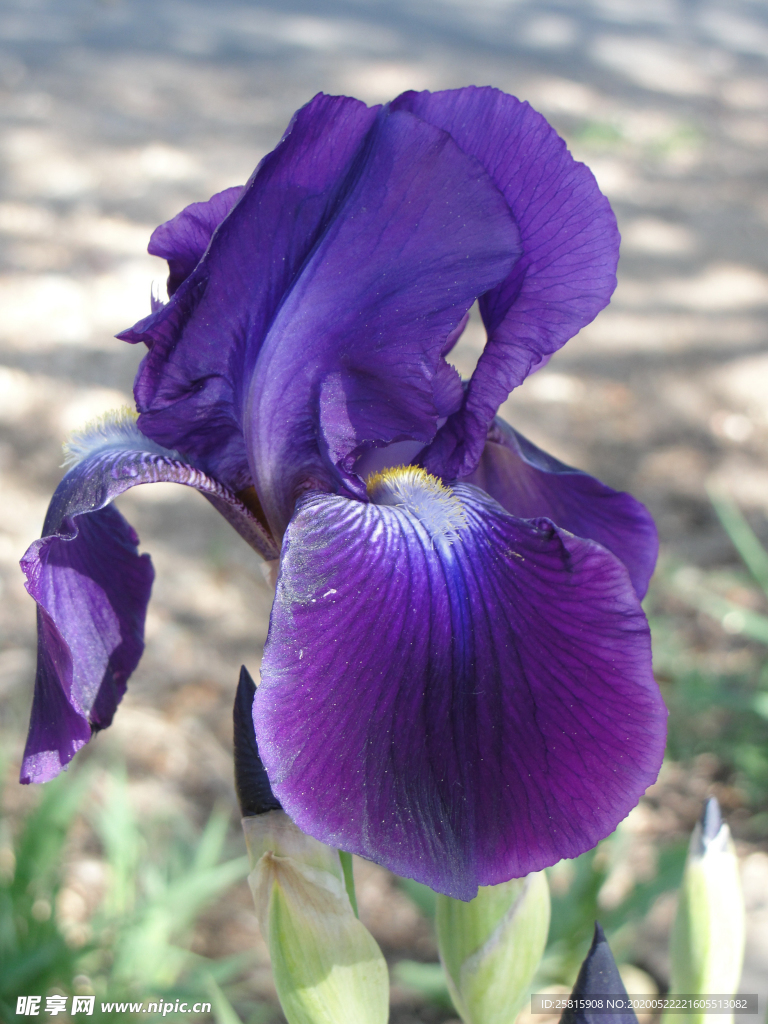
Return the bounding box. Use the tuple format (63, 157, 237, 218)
(338, 850, 358, 917)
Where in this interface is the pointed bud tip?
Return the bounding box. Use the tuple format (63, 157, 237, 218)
(234, 665, 281, 817)
(572, 922, 628, 999)
(691, 796, 730, 857)
(701, 796, 723, 844)
(561, 923, 637, 1024)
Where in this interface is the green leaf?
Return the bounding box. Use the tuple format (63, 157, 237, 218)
(337, 851, 358, 917)
(396, 877, 437, 920)
(205, 975, 243, 1024)
(670, 570, 768, 645)
(708, 486, 768, 601)
(393, 961, 453, 1010)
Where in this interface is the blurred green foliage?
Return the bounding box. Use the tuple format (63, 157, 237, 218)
(0, 764, 268, 1023)
(541, 837, 687, 985)
(395, 829, 688, 1009)
(573, 116, 704, 159)
(0, 768, 89, 1013)
(649, 492, 768, 814)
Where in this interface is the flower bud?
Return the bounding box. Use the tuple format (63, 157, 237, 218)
(234, 665, 282, 817)
(668, 798, 745, 1021)
(235, 666, 389, 1024)
(561, 922, 637, 1024)
(243, 812, 389, 1024)
(436, 871, 550, 1024)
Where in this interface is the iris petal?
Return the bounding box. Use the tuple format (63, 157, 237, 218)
(148, 185, 244, 296)
(120, 93, 380, 491)
(392, 87, 620, 478)
(21, 506, 152, 784)
(20, 417, 277, 784)
(246, 105, 521, 535)
(122, 95, 521, 515)
(466, 417, 658, 598)
(255, 484, 666, 900)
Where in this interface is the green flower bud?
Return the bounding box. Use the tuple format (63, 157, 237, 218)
(243, 812, 389, 1024)
(668, 798, 745, 1024)
(436, 871, 550, 1024)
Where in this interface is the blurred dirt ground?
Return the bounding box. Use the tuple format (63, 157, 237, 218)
(1, 0, 768, 1018)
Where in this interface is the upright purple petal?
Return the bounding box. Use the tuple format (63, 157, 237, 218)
(393, 87, 620, 478)
(148, 186, 244, 296)
(120, 94, 381, 491)
(122, 95, 521, 511)
(466, 417, 658, 598)
(246, 106, 521, 536)
(20, 416, 278, 784)
(255, 483, 666, 900)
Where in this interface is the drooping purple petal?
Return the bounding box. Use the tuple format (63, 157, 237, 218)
(20, 418, 278, 784)
(392, 87, 620, 478)
(148, 185, 244, 297)
(21, 506, 153, 784)
(120, 94, 381, 491)
(466, 417, 658, 598)
(246, 105, 521, 536)
(254, 484, 666, 900)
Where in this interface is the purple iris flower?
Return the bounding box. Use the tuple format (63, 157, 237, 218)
(19, 87, 666, 900)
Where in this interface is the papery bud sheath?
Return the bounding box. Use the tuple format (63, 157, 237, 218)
(243, 812, 389, 1024)
(436, 871, 550, 1024)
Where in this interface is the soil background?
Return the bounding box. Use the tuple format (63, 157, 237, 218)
(1, 0, 767, 1018)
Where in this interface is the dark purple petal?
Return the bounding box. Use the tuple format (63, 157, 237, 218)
(120, 93, 381, 491)
(392, 87, 620, 478)
(20, 419, 278, 784)
(246, 106, 521, 535)
(466, 417, 658, 598)
(148, 185, 244, 296)
(122, 96, 521, 515)
(20, 506, 153, 784)
(51, 421, 277, 560)
(254, 484, 666, 900)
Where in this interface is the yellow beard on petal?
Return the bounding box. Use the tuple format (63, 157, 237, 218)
(365, 465, 466, 543)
